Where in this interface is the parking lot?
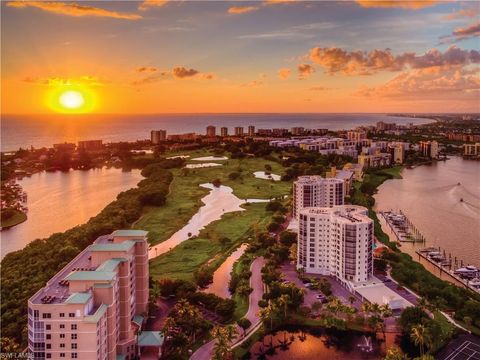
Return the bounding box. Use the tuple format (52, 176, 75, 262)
(279, 262, 362, 309)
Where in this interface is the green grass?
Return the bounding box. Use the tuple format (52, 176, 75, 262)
(1, 208, 27, 228)
(135, 149, 291, 246)
(149, 202, 273, 281)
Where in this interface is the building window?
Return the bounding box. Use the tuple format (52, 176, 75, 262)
(59, 313, 65, 318)
(42, 313, 51, 319)
(46, 334, 51, 340)
(72, 354, 77, 359)
(71, 344, 77, 349)
(46, 354, 51, 359)
(60, 343, 65, 348)
(46, 344, 51, 349)
(60, 353, 65, 358)
(60, 334, 65, 339)
(60, 324, 65, 329)
(71, 324, 77, 330)
(71, 334, 77, 340)
(46, 325, 51, 330)
(68, 313, 75, 318)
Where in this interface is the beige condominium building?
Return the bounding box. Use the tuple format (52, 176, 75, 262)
(293, 176, 344, 220)
(297, 205, 373, 285)
(28, 230, 151, 360)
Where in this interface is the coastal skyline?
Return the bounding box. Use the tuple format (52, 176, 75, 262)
(2, 0, 480, 114)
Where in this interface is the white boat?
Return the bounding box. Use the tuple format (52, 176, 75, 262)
(454, 266, 479, 275)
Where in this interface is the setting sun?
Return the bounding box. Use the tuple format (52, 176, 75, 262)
(46, 86, 96, 113)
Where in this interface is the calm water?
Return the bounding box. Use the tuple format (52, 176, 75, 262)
(249, 328, 397, 359)
(374, 157, 480, 266)
(203, 243, 247, 298)
(1, 113, 432, 151)
(0, 168, 143, 259)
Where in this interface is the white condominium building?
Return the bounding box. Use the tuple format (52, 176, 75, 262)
(297, 205, 373, 284)
(293, 176, 344, 220)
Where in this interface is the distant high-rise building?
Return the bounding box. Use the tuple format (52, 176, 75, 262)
(419, 140, 439, 159)
(234, 127, 244, 136)
(248, 125, 255, 137)
(272, 128, 288, 137)
(389, 143, 405, 164)
(221, 127, 228, 137)
(77, 140, 103, 152)
(464, 143, 480, 157)
(293, 176, 344, 220)
(291, 127, 305, 136)
(347, 130, 367, 141)
(206, 125, 216, 137)
(28, 230, 151, 360)
(297, 205, 373, 283)
(151, 130, 166, 144)
(257, 129, 273, 136)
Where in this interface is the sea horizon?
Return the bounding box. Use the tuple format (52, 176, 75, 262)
(1, 113, 434, 151)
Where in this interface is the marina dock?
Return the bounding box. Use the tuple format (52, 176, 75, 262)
(416, 247, 480, 294)
(380, 210, 425, 243)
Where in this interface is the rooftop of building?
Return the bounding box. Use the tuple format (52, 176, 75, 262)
(301, 205, 372, 224)
(29, 231, 147, 306)
(295, 175, 344, 184)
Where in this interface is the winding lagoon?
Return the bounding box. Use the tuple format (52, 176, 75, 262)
(1, 168, 143, 260)
(148, 184, 269, 259)
(203, 243, 248, 298)
(374, 157, 480, 266)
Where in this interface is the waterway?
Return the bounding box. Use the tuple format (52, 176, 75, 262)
(249, 328, 398, 359)
(374, 157, 480, 267)
(203, 243, 248, 298)
(148, 184, 269, 259)
(0, 168, 143, 260)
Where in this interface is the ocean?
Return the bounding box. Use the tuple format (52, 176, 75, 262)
(1, 113, 431, 151)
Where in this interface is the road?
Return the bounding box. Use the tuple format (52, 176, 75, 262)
(190, 257, 266, 360)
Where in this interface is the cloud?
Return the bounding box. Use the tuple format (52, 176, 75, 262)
(355, 1, 438, 9)
(238, 22, 336, 40)
(6, 1, 142, 20)
(228, 6, 259, 14)
(356, 66, 480, 99)
(278, 68, 291, 79)
(298, 64, 315, 79)
(136, 66, 158, 73)
(448, 21, 480, 42)
(443, 7, 479, 20)
(24, 76, 106, 86)
(309, 45, 480, 75)
(264, 0, 298, 4)
(172, 66, 199, 79)
(132, 66, 214, 85)
(138, 0, 168, 11)
(131, 72, 169, 86)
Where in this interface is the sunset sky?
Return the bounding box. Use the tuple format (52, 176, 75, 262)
(2, 0, 479, 114)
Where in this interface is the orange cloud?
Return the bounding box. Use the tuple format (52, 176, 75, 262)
(6, 1, 142, 20)
(355, 0, 438, 9)
(310, 86, 332, 91)
(298, 64, 315, 79)
(228, 6, 259, 14)
(310, 45, 480, 75)
(443, 7, 479, 20)
(264, 0, 298, 4)
(356, 66, 480, 99)
(24, 76, 106, 86)
(452, 21, 480, 40)
(138, 0, 168, 11)
(136, 66, 158, 73)
(278, 68, 291, 79)
(172, 66, 199, 79)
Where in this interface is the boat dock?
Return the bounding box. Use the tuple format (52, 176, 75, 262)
(416, 247, 480, 294)
(380, 210, 425, 243)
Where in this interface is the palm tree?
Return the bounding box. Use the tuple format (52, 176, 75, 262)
(211, 325, 237, 360)
(410, 324, 430, 357)
(277, 294, 290, 319)
(384, 346, 410, 360)
(348, 295, 356, 306)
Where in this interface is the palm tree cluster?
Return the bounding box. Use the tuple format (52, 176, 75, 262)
(211, 325, 237, 360)
(361, 301, 393, 338)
